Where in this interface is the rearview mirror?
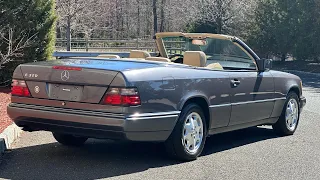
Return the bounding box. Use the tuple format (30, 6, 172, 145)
(192, 39, 207, 46)
(257, 59, 272, 72)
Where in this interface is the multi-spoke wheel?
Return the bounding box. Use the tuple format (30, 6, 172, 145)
(182, 112, 204, 155)
(165, 103, 207, 161)
(273, 92, 300, 136)
(285, 98, 299, 131)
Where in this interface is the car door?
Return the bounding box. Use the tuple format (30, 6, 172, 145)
(228, 71, 275, 125)
(203, 38, 275, 126)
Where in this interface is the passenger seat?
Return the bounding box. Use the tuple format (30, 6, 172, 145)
(129, 50, 151, 59)
(183, 51, 207, 67)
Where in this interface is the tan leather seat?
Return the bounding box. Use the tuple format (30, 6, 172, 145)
(98, 54, 121, 59)
(129, 50, 151, 59)
(145, 57, 171, 62)
(183, 51, 207, 67)
(206, 63, 224, 70)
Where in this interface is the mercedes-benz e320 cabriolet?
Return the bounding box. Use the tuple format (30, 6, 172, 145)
(8, 32, 306, 161)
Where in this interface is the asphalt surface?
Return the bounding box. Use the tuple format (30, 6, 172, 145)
(0, 71, 320, 180)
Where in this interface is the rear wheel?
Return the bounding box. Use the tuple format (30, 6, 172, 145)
(272, 92, 300, 136)
(52, 133, 88, 146)
(165, 103, 207, 161)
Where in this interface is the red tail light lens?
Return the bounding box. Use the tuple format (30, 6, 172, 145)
(11, 80, 31, 97)
(53, 66, 82, 71)
(103, 88, 141, 106)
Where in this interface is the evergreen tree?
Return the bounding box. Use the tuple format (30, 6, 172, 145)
(248, 0, 320, 61)
(293, 0, 320, 61)
(247, 0, 297, 61)
(0, 0, 57, 82)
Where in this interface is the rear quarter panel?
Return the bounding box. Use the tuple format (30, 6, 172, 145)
(122, 66, 232, 128)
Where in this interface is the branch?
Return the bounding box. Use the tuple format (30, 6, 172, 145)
(0, 28, 37, 69)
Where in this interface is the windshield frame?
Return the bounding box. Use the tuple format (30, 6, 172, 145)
(155, 32, 260, 71)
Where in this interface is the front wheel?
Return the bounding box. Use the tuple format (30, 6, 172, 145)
(272, 92, 300, 136)
(53, 133, 88, 146)
(165, 103, 207, 161)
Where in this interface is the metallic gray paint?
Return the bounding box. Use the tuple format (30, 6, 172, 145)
(8, 43, 305, 141)
(8, 103, 179, 141)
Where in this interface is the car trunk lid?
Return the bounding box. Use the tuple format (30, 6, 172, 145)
(17, 58, 159, 104)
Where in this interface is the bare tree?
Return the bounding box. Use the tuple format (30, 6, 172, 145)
(152, 0, 158, 36)
(159, 0, 166, 32)
(56, 0, 105, 51)
(0, 27, 36, 69)
(54, 0, 255, 43)
(199, 0, 256, 35)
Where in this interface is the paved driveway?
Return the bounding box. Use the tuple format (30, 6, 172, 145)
(0, 71, 319, 180)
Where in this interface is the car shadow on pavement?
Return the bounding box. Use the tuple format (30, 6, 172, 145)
(0, 127, 278, 180)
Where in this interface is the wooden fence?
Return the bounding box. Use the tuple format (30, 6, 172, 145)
(55, 38, 157, 52)
(55, 38, 186, 54)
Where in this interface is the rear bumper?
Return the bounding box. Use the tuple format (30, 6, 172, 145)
(7, 103, 180, 142)
(300, 96, 306, 110)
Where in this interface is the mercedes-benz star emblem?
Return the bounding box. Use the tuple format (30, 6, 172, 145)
(61, 70, 70, 81)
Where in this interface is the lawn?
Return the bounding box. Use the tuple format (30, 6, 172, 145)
(0, 88, 12, 133)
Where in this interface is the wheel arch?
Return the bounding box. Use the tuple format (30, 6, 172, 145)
(287, 86, 300, 97)
(179, 95, 211, 131)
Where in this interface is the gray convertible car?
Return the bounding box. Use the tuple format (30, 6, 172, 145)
(7, 32, 306, 161)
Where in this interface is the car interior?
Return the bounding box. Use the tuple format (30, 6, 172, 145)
(125, 49, 225, 70)
(94, 35, 255, 72)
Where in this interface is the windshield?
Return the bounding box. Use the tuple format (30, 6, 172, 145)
(162, 36, 256, 70)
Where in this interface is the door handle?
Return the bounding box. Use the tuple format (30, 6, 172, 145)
(231, 79, 241, 87)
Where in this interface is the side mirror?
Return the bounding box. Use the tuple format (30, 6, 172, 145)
(257, 59, 272, 72)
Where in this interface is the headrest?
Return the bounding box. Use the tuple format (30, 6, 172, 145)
(183, 51, 207, 67)
(145, 57, 171, 62)
(98, 54, 121, 59)
(129, 50, 151, 59)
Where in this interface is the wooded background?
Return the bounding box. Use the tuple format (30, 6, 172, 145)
(1, 0, 320, 83)
(55, 0, 320, 62)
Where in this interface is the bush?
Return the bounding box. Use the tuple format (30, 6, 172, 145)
(0, 0, 57, 83)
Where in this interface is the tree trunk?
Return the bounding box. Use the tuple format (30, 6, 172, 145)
(66, 16, 71, 51)
(216, 0, 223, 34)
(160, 0, 165, 32)
(137, 0, 140, 37)
(281, 54, 286, 61)
(152, 0, 158, 36)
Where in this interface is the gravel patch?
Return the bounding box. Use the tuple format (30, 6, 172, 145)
(0, 88, 12, 133)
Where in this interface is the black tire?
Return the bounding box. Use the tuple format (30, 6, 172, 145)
(165, 103, 207, 161)
(52, 133, 88, 146)
(272, 92, 300, 136)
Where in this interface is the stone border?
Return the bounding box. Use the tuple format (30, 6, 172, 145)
(0, 124, 22, 154)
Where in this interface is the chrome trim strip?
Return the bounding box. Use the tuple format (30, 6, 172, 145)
(127, 111, 181, 118)
(209, 97, 286, 108)
(209, 104, 232, 108)
(232, 98, 286, 106)
(126, 115, 179, 120)
(274, 97, 287, 101)
(235, 93, 246, 96)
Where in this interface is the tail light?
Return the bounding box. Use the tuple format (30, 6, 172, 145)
(52, 66, 82, 71)
(11, 79, 31, 97)
(102, 87, 141, 106)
